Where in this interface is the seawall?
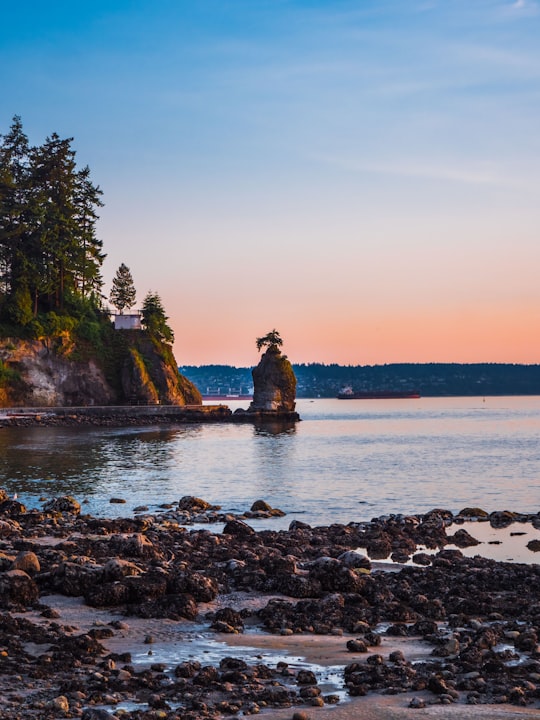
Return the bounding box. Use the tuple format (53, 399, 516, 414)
(0, 404, 300, 427)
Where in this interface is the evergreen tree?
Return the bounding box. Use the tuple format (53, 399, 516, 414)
(29, 132, 79, 311)
(110, 263, 136, 314)
(72, 165, 105, 299)
(0, 117, 105, 323)
(0, 116, 32, 314)
(256, 329, 283, 352)
(141, 291, 174, 343)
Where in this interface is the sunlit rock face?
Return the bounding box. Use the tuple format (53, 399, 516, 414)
(120, 333, 202, 406)
(0, 334, 201, 407)
(248, 345, 296, 413)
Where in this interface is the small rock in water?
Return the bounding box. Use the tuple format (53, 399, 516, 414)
(109, 497, 126, 504)
(251, 499, 273, 512)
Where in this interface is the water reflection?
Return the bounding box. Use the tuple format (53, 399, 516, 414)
(0, 424, 204, 509)
(1, 397, 539, 526)
(253, 421, 297, 437)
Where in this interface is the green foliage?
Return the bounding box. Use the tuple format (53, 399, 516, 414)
(0, 359, 19, 387)
(0, 116, 105, 327)
(256, 329, 283, 352)
(141, 291, 174, 344)
(41, 311, 76, 337)
(110, 263, 136, 313)
(76, 318, 102, 346)
(4, 283, 33, 326)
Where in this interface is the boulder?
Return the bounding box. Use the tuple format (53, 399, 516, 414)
(12, 550, 40, 575)
(43, 496, 81, 515)
(0, 569, 39, 608)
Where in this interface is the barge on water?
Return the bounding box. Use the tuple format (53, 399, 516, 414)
(337, 387, 421, 399)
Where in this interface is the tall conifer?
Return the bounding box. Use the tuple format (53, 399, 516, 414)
(110, 263, 136, 314)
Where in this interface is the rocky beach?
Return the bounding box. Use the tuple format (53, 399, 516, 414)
(0, 491, 539, 720)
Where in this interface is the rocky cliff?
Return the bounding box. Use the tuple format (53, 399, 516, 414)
(248, 345, 297, 413)
(0, 332, 201, 407)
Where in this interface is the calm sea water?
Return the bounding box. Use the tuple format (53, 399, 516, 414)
(1, 397, 539, 528)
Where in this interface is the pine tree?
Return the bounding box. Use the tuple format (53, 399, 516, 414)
(73, 165, 105, 298)
(0, 117, 105, 322)
(29, 132, 79, 310)
(0, 116, 32, 311)
(110, 263, 136, 314)
(256, 329, 283, 352)
(141, 291, 174, 343)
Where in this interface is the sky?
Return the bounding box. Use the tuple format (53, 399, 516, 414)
(1, 0, 540, 366)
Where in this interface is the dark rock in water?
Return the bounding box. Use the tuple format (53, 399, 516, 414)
(251, 499, 273, 512)
(289, 519, 312, 531)
(347, 638, 368, 653)
(449, 528, 480, 548)
(526, 539, 540, 552)
(82, 709, 114, 720)
(458, 507, 489, 518)
(223, 518, 256, 537)
(43, 495, 81, 515)
(248, 344, 297, 413)
(297, 669, 317, 685)
(174, 660, 201, 678)
(337, 550, 371, 571)
(178, 495, 220, 512)
(0, 499, 27, 516)
(489, 510, 517, 528)
(210, 607, 245, 633)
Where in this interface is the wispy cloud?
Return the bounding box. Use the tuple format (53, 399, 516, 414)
(499, 0, 539, 17)
(311, 153, 520, 188)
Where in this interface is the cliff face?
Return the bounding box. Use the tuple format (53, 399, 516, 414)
(249, 345, 297, 412)
(119, 333, 201, 406)
(0, 333, 201, 407)
(0, 339, 115, 407)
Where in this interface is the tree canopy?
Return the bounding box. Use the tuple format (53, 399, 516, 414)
(110, 263, 136, 314)
(0, 116, 105, 328)
(256, 329, 283, 352)
(141, 291, 174, 344)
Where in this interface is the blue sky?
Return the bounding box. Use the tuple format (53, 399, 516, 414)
(2, 1, 540, 365)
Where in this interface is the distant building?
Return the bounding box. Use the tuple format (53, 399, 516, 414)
(113, 313, 141, 330)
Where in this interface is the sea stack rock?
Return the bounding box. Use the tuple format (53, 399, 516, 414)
(250, 345, 297, 413)
(235, 330, 299, 422)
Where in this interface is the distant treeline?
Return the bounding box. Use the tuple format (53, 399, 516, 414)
(180, 363, 540, 398)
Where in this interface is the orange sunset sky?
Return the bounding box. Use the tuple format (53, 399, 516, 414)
(2, 1, 539, 366)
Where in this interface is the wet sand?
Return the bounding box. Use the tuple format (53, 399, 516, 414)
(16, 593, 539, 720)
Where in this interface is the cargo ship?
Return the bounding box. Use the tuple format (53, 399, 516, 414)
(337, 387, 420, 399)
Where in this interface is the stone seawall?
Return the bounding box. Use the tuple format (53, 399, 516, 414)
(0, 404, 301, 427)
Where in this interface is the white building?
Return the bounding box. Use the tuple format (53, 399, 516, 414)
(113, 313, 142, 330)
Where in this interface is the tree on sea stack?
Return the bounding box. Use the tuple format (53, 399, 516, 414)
(248, 329, 297, 413)
(256, 329, 283, 352)
(110, 263, 136, 314)
(141, 291, 174, 343)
